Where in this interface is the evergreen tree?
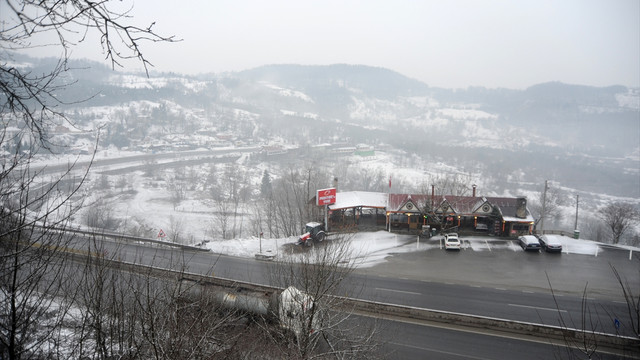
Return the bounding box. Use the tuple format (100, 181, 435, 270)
(260, 170, 272, 198)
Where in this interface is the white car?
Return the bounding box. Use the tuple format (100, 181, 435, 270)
(444, 233, 461, 250)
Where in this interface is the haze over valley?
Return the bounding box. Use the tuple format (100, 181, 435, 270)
(6, 55, 639, 244)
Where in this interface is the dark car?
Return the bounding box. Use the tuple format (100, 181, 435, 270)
(518, 235, 541, 252)
(537, 234, 563, 253)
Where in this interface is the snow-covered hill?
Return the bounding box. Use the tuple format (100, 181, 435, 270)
(3, 56, 639, 244)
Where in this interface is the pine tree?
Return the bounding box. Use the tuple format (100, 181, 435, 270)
(260, 170, 272, 198)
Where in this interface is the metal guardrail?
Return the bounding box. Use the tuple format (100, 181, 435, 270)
(336, 296, 640, 354)
(53, 226, 209, 252)
(74, 253, 639, 355)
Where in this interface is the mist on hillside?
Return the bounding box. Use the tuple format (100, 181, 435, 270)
(3, 55, 639, 243)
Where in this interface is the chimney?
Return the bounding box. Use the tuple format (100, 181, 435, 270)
(333, 177, 338, 191)
(472, 184, 477, 197)
(516, 197, 527, 218)
(431, 184, 435, 209)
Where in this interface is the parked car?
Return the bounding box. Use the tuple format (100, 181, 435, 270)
(518, 235, 541, 252)
(537, 234, 563, 253)
(444, 233, 461, 250)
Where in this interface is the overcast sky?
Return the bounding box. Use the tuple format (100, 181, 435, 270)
(29, 0, 640, 89)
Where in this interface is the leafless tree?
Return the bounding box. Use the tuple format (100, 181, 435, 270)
(266, 237, 380, 359)
(351, 167, 386, 193)
(98, 173, 111, 190)
(84, 200, 119, 231)
(599, 202, 640, 245)
(580, 213, 607, 243)
(212, 197, 232, 240)
(271, 177, 301, 237)
(68, 238, 243, 359)
(143, 159, 159, 178)
(431, 173, 473, 197)
(257, 191, 281, 238)
(610, 264, 640, 339)
(550, 281, 600, 359)
(168, 214, 184, 243)
(1, 1, 175, 358)
(530, 184, 565, 231)
(2, 1, 176, 152)
(266, 165, 330, 238)
(167, 175, 186, 210)
(548, 264, 640, 359)
(121, 263, 244, 359)
(116, 175, 129, 192)
(69, 236, 128, 359)
(0, 147, 91, 359)
(250, 200, 268, 239)
(214, 165, 250, 239)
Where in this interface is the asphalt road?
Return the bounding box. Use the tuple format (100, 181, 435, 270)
(349, 237, 640, 337)
(373, 316, 630, 360)
(67, 233, 640, 358)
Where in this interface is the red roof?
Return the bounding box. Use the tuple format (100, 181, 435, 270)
(388, 194, 525, 217)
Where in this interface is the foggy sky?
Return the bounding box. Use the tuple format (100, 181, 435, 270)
(18, 0, 640, 89)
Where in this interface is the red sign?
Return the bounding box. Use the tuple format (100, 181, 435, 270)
(158, 229, 166, 238)
(317, 188, 336, 206)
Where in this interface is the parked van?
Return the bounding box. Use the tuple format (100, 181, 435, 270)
(518, 235, 541, 251)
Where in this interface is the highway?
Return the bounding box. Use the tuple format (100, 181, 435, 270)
(373, 316, 630, 359)
(66, 232, 640, 358)
(28, 147, 261, 176)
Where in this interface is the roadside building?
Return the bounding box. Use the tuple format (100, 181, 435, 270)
(326, 191, 534, 237)
(327, 191, 388, 230)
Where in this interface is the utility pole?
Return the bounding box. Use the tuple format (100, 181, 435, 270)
(574, 194, 579, 230)
(540, 180, 548, 233)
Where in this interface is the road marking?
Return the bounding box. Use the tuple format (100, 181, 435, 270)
(485, 239, 492, 252)
(389, 341, 493, 360)
(375, 288, 421, 296)
(509, 303, 567, 313)
(495, 287, 507, 291)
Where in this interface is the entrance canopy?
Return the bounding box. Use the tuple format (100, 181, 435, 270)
(328, 191, 388, 211)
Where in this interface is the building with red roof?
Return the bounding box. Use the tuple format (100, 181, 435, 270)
(326, 191, 534, 237)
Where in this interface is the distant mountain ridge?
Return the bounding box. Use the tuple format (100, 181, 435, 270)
(3, 54, 639, 198)
(237, 64, 430, 99)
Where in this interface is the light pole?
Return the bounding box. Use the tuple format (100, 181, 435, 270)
(574, 195, 579, 230)
(540, 180, 548, 233)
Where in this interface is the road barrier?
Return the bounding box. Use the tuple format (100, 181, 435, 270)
(46, 226, 209, 252)
(335, 296, 639, 354)
(69, 252, 640, 355)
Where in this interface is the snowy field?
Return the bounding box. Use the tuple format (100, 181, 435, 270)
(25, 147, 639, 270)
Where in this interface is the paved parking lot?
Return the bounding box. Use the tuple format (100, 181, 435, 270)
(359, 235, 640, 301)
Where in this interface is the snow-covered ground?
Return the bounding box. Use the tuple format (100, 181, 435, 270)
(22, 144, 640, 265)
(202, 231, 637, 269)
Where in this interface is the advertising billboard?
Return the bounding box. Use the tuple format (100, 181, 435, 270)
(317, 188, 336, 206)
